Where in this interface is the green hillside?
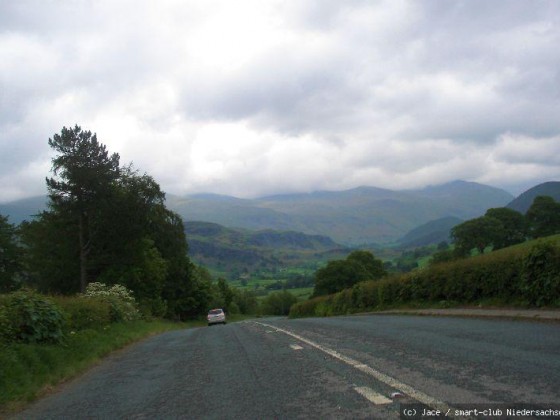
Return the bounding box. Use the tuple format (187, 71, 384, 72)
(397, 216, 463, 248)
(184, 221, 347, 280)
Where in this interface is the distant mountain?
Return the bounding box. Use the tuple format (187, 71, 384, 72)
(184, 221, 346, 278)
(0, 180, 514, 245)
(0, 196, 47, 224)
(397, 216, 463, 248)
(170, 181, 513, 245)
(506, 181, 560, 214)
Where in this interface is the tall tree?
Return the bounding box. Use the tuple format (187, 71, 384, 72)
(451, 216, 504, 256)
(46, 126, 120, 292)
(313, 250, 386, 296)
(346, 250, 386, 279)
(19, 211, 81, 293)
(0, 214, 23, 292)
(22, 125, 212, 318)
(526, 196, 560, 238)
(484, 207, 526, 249)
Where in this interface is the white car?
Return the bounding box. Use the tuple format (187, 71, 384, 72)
(207, 308, 227, 326)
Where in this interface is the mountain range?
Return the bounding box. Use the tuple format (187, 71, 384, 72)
(0, 180, 515, 245)
(166, 180, 513, 244)
(4, 180, 560, 246)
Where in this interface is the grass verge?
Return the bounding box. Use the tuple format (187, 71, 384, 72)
(0, 319, 203, 415)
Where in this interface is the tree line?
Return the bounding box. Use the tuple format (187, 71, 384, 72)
(306, 195, 560, 299)
(0, 126, 258, 319)
(440, 197, 560, 261)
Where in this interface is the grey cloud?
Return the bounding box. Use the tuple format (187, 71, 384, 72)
(175, 0, 560, 144)
(1, 0, 559, 202)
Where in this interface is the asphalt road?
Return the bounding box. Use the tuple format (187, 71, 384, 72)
(14, 315, 560, 419)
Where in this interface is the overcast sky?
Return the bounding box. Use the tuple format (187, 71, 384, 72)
(1, 0, 559, 203)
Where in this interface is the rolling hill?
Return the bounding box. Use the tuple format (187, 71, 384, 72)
(397, 216, 463, 248)
(506, 181, 560, 213)
(184, 221, 347, 279)
(0, 196, 47, 224)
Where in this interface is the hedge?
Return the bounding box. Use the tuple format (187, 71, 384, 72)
(289, 239, 560, 318)
(51, 296, 112, 331)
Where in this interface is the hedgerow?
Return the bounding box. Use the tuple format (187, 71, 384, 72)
(51, 296, 112, 331)
(0, 282, 142, 346)
(289, 238, 560, 318)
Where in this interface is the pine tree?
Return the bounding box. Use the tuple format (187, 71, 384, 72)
(46, 125, 120, 292)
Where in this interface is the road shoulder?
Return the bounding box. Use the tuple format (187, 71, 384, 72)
(371, 308, 560, 322)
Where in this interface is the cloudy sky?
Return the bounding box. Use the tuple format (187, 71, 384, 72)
(1, 0, 559, 203)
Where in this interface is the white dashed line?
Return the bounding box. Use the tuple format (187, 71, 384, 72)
(255, 321, 452, 413)
(353, 386, 392, 405)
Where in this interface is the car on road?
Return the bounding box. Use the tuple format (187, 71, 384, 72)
(207, 308, 226, 326)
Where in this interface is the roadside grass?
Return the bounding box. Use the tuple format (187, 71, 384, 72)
(0, 319, 202, 414)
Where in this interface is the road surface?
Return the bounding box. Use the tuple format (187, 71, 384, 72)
(14, 315, 560, 419)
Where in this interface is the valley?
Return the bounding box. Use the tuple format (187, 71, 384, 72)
(2, 179, 559, 303)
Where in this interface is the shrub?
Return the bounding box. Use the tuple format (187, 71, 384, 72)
(0, 290, 66, 344)
(52, 296, 112, 331)
(332, 289, 353, 314)
(289, 295, 329, 318)
(352, 280, 378, 310)
(82, 282, 140, 322)
(261, 291, 298, 316)
(521, 242, 560, 306)
(137, 297, 167, 319)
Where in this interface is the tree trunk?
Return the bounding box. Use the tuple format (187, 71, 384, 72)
(79, 212, 88, 293)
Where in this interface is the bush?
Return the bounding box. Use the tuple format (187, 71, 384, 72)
(288, 295, 328, 318)
(521, 242, 560, 306)
(52, 296, 112, 331)
(0, 290, 66, 344)
(82, 282, 140, 322)
(261, 291, 298, 316)
(137, 297, 167, 319)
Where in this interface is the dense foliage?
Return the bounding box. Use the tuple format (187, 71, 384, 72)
(451, 197, 559, 256)
(0, 215, 23, 292)
(290, 237, 560, 318)
(0, 290, 66, 344)
(82, 282, 140, 322)
(0, 126, 221, 320)
(260, 291, 298, 315)
(526, 196, 560, 239)
(313, 250, 385, 296)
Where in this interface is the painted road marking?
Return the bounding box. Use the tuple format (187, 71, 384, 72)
(255, 322, 452, 413)
(354, 386, 392, 405)
(290, 344, 303, 350)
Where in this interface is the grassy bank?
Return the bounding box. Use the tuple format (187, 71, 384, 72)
(0, 319, 200, 414)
